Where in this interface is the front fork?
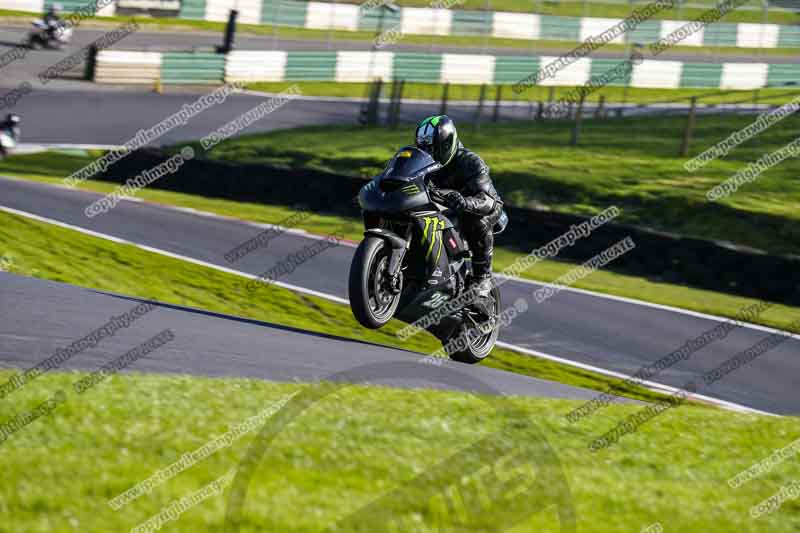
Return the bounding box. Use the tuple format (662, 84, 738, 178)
(364, 228, 408, 295)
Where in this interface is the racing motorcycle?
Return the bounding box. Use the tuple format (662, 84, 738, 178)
(349, 146, 508, 364)
(28, 20, 73, 50)
(0, 124, 18, 160)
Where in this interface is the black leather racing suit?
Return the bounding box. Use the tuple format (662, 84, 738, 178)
(1, 121, 20, 140)
(43, 12, 62, 40)
(428, 142, 503, 279)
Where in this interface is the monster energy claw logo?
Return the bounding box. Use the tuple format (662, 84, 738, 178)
(399, 184, 420, 195)
(423, 216, 446, 262)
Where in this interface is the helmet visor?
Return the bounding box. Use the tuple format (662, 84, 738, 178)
(415, 123, 435, 154)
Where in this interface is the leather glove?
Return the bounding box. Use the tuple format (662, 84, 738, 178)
(442, 191, 467, 212)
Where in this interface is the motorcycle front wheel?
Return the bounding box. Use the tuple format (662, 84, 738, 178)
(348, 236, 402, 329)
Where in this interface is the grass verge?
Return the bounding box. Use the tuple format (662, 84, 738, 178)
(0, 208, 671, 403)
(0, 370, 798, 532)
(246, 82, 800, 105)
(186, 115, 800, 258)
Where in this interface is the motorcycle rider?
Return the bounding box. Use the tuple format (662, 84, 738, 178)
(1, 114, 21, 140)
(43, 4, 64, 41)
(414, 115, 503, 297)
(0, 114, 20, 158)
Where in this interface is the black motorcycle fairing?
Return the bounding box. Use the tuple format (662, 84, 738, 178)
(358, 147, 444, 215)
(382, 146, 442, 180)
(350, 146, 504, 360)
(358, 177, 430, 214)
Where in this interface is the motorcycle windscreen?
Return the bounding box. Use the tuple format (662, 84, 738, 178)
(383, 147, 440, 179)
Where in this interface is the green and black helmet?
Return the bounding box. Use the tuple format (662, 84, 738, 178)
(415, 115, 458, 166)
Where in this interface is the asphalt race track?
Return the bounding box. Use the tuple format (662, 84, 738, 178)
(1, 20, 797, 416)
(5, 87, 577, 145)
(4, 88, 365, 145)
(8, 87, 747, 146)
(1, 176, 798, 414)
(0, 271, 600, 399)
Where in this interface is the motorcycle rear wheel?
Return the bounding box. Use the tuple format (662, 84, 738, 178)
(28, 35, 43, 50)
(448, 285, 501, 364)
(348, 236, 402, 329)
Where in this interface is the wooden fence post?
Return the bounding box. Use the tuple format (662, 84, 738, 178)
(474, 84, 486, 132)
(391, 79, 405, 128)
(386, 81, 399, 125)
(361, 78, 382, 126)
(492, 85, 502, 122)
(440, 82, 449, 115)
(571, 93, 585, 146)
(680, 96, 697, 157)
(594, 95, 605, 119)
(753, 89, 761, 146)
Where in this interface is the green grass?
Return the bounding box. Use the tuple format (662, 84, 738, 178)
(2, 5, 800, 57)
(2, 153, 799, 334)
(0, 208, 673, 403)
(1, 370, 799, 532)
(247, 81, 799, 105)
(178, 114, 800, 258)
(3, 0, 797, 23)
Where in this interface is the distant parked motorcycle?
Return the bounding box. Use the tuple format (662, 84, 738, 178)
(28, 19, 72, 50)
(349, 146, 508, 364)
(0, 114, 21, 160)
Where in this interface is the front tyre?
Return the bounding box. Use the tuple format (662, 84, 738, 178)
(449, 285, 502, 364)
(348, 236, 402, 329)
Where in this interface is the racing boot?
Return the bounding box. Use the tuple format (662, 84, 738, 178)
(470, 259, 494, 299)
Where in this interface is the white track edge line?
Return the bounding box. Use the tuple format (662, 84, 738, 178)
(495, 341, 775, 417)
(0, 204, 776, 416)
(0, 173, 792, 337)
(496, 274, 792, 337)
(0, 205, 348, 304)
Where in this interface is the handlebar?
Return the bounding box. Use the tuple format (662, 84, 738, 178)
(427, 183, 455, 204)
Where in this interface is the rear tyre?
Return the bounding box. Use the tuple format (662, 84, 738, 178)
(348, 236, 402, 329)
(28, 35, 42, 50)
(448, 285, 501, 364)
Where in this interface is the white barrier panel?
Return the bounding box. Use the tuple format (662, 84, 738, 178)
(491, 12, 539, 40)
(225, 50, 287, 82)
(117, 0, 180, 9)
(305, 2, 359, 31)
(537, 56, 591, 86)
(721, 62, 768, 89)
(440, 53, 493, 84)
(205, 0, 261, 24)
(401, 7, 452, 37)
(0, 0, 44, 13)
(95, 50, 161, 84)
(580, 17, 625, 44)
(660, 20, 704, 47)
(631, 59, 682, 89)
(96, 0, 116, 17)
(335, 51, 393, 82)
(736, 23, 779, 48)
